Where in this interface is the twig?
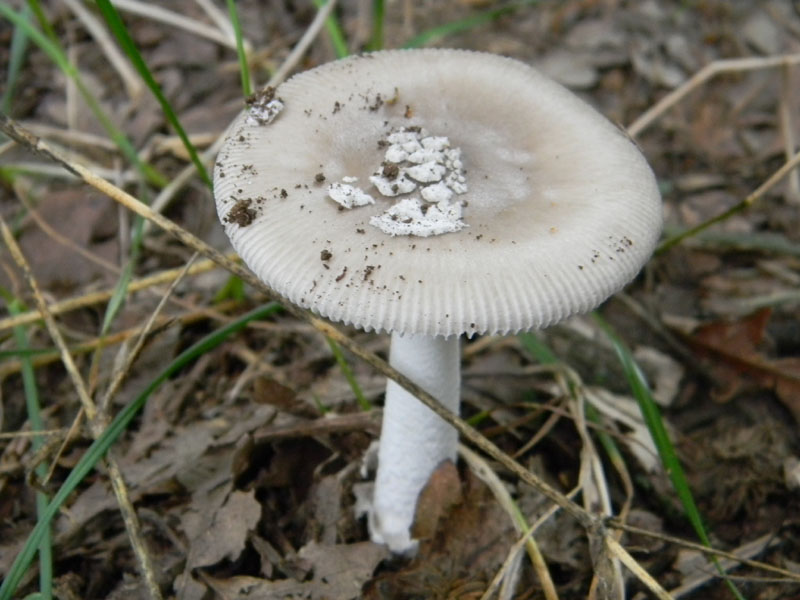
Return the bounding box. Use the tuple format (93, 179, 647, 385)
(658, 148, 800, 253)
(98, 253, 198, 413)
(0, 257, 231, 333)
(268, 0, 338, 86)
(607, 519, 800, 582)
(0, 215, 163, 599)
(0, 429, 66, 440)
(460, 444, 559, 600)
(605, 536, 673, 600)
(22, 122, 118, 151)
(779, 64, 800, 203)
(193, 0, 237, 42)
(0, 300, 241, 380)
(63, 0, 143, 101)
(1, 218, 100, 424)
(112, 0, 235, 48)
(628, 53, 800, 138)
(669, 533, 778, 598)
(481, 485, 582, 600)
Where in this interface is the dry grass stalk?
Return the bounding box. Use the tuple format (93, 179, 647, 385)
(0, 215, 164, 600)
(627, 53, 800, 138)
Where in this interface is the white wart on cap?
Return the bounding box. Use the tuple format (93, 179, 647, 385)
(213, 49, 662, 339)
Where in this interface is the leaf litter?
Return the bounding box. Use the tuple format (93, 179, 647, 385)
(2, 0, 800, 599)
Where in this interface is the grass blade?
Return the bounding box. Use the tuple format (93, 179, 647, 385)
(593, 313, 746, 600)
(1, 3, 32, 114)
(366, 0, 384, 51)
(225, 0, 251, 97)
(402, 0, 538, 49)
(9, 300, 53, 600)
(326, 336, 371, 411)
(0, 3, 166, 188)
(312, 0, 348, 58)
(0, 302, 282, 600)
(94, 0, 212, 188)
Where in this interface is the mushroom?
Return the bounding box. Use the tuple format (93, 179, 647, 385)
(213, 49, 662, 553)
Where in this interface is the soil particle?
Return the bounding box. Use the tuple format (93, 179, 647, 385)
(245, 86, 276, 107)
(382, 162, 399, 179)
(315, 172, 326, 183)
(224, 199, 256, 227)
(320, 249, 333, 262)
(363, 265, 375, 282)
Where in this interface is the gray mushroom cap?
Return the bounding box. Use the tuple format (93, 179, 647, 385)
(213, 49, 662, 337)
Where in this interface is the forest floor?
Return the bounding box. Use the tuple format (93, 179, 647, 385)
(1, 1, 800, 599)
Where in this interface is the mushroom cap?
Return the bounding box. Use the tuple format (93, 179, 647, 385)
(214, 49, 662, 337)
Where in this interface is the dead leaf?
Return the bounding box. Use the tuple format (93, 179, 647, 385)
(188, 489, 261, 568)
(9, 189, 118, 293)
(410, 460, 462, 543)
(201, 542, 387, 599)
(687, 308, 800, 420)
(365, 469, 517, 598)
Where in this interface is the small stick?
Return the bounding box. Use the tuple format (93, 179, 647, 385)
(779, 64, 800, 203)
(658, 148, 800, 253)
(62, 0, 143, 101)
(0, 215, 164, 600)
(628, 53, 800, 138)
(0, 257, 232, 333)
(112, 0, 235, 48)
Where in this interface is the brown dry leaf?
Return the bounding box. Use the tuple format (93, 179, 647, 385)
(201, 541, 387, 599)
(365, 468, 517, 598)
(687, 308, 800, 420)
(13, 189, 118, 292)
(410, 460, 463, 543)
(188, 489, 262, 568)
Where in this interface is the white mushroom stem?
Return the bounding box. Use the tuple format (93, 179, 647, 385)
(370, 332, 460, 553)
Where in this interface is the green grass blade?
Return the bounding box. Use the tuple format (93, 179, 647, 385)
(312, 0, 348, 58)
(225, 0, 251, 97)
(99, 212, 147, 336)
(0, 4, 167, 188)
(326, 336, 371, 411)
(0, 302, 282, 600)
(518, 332, 558, 365)
(0, 347, 56, 359)
(94, 0, 212, 189)
(10, 300, 53, 600)
(1, 3, 32, 115)
(402, 0, 538, 49)
(213, 275, 245, 304)
(519, 331, 629, 488)
(593, 313, 746, 600)
(366, 0, 384, 51)
(25, 0, 58, 46)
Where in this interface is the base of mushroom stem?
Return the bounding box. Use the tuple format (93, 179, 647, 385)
(369, 333, 461, 554)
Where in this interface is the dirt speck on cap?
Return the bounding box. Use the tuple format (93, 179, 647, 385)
(224, 199, 257, 227)
(245, 86, 276, 106)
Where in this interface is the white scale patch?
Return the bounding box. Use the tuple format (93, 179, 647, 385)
(327, 179, 375, 208)
(246, 98, 284, 126)
(326, 126, 469, 237)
